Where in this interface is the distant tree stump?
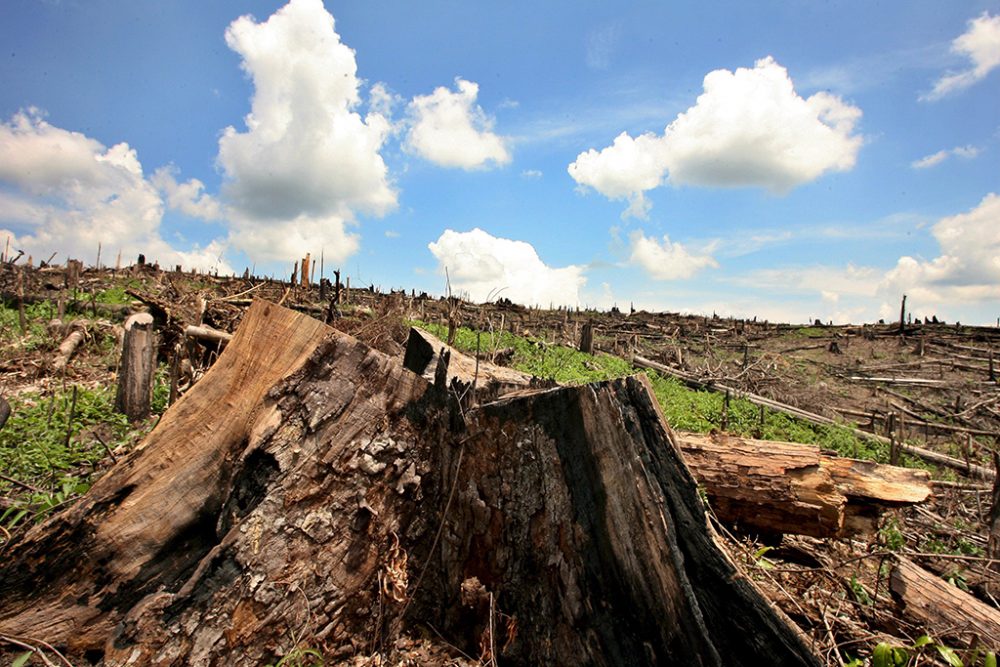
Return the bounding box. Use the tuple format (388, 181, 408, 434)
(115, 312, 157, 421)
(579, 322, 595, 354)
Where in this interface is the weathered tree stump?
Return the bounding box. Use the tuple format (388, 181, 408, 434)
(114, 312, 157, 421)
(579, 321, 595, 354)
(0, 301, 821, 666)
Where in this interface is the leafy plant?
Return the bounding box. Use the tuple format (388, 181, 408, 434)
(0, 386, 132, 501)
(266, 646, 324, 667)
(869, 634, 995, 667)
(879, 517, 906, 551)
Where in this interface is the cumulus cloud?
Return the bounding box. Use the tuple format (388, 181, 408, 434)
(881, 193, 1000, 306)
(0, 109, 229, 271)
(628, 231, 718, 280)
(569, 132, 669, 219)
(217, 0, 396, 263)
(405, 78, 511, 170)
(568, 57, 863, 216)
(152, 166, 223, 220)
(911, 144, 980, 169)
(428, 228, 584, 306)
(924, 12, 1000, 100)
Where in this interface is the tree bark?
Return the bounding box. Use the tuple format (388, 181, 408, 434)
(114, 312, 157, 421)
(0, 301, 821, 666)
(890, 556, 1000, 650)
(579, 322, 595, 354)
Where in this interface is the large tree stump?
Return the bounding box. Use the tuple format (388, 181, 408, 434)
(0, 301, 820, 666)
(114, 312, 158, 421)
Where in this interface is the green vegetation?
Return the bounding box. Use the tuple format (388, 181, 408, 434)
(415, 321, 882, 461)
(0, 300, 54, 350)
(415, 321, 633, 384)
(853, 634, 995, 667)
(0, 386, 129, 528)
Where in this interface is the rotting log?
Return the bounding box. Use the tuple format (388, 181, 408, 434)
(184, 323, 233, 344)
(678, 432, 931, 538)
(114, 312, 157, 422)
(51, 319, 88, 373)
(0, 301, 820, 666)
(890, 556, 1000, 650)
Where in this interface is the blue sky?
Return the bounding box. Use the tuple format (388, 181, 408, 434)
(1, 0, 998, 324)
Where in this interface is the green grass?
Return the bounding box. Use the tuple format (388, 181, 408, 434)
(0, 301, 55, 350)
(415, 320, 634, 384)
(0, 386, 130, 493)
(93, 285, 134, 305)
(1, 369, 171, 531)
(416, 320, 883, 461)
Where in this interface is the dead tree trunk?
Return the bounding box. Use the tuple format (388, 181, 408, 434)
(52, 319, 88, 373)
(0, 301, 820, 666)
(579, 321, 595, 354)
(114, 312, 157, 421)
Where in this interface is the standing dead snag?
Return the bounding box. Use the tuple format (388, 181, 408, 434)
(114, 312, 157, 421)
(0, 301, 820, 666)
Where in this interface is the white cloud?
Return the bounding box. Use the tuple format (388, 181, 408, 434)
(0, 109, 230, 272)
(911, 144, 981, 169)
(881, 193, 1000, 307)
(724, 195, 1000, 324)
(428, 228, 584, 306)
(217, 0, 396, 263)
(521, 169, 543, 179)
(568, 57, 863, 216)
(911, 150, 949, 169)
(568, 132, 669, 220)
(405, 78, 511, 170)
(152, 166, 222, 220)
(628, 231, 718, 280)
(924, 12, 1000, 100)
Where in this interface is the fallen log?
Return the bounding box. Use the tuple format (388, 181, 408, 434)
(51, 319, 88, 372)
(678, 432, 931, 538)
(633, 355, 996, 480)
(184, 323, 233, 344)
(0, 301, 820, 666)
(890, 556, 1000, 649)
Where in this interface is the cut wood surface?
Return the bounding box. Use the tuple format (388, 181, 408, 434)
(890, 556, 1000, 649)
(0, 302, 820, 666)
(678, 432, 931, 538)
(0, 300, 330, 653)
